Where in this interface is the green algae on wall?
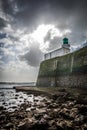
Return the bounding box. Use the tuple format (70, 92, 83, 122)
(37, 46, 87, 87)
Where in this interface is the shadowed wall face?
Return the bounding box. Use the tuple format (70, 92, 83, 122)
(37, 46, 87, 87)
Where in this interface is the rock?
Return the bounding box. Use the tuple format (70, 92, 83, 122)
(52, 92, 70, 101)
(12, 106, 17, 109)
(18, 118, 37, 130)
(36, 118, 49, 130)
(45, 100, 52, 105)
(78, 106, 87, 115)
(19, 96, 23, 98)
(84, 128, 87, 130)
(15, 94, 19, 97)
(77, 98, 87, 105)
(46, 108, 51, 113)
(52, 94, 59, 100)
(31, 107, 36, 111)
(49, 119, 67, 129)
(34, 99, 39, 102)
(73, 115, 85, 125)
(56, 119, 75, 130)
(83, 116, 87, 124)
(70, 107, 78, 115)
(68, 97, 76, 101)
(48, 103, 58, 109)
(62, 92, 71, 100)
(16, 114, 25, 119)
(65, 126, 75, 130)
(48, 125, 58, 130)
(1, 93, 4, 96)
(42, 98, 48, 102)
(15, 97, 18, 99)
(0, 114, 6, 120)
(39, 118, 47, 124)
(20, 103, 28, 109)
(34, 109, 47, 119)
(0, 106, 4, 111)
(37, 102, 46, 108)
(83, 123, 87, 130)
(26, 107, 36, 112)
(6, 114, 11, 121)
(27, 112, 34, 119)
(43, 114, 51, 120)
(18, 122, 27, 130)
(50, 111, 59, 118)
(34, 108, 47, 115)
(59, 112, 74, 120)
(67, 101, 75, 107)
(26, 108, 31, 112)
(48, 120, 56, 126)
(4, 123, 13, 129)
(3, 102, 5, 105)
(34, 113, 43, 120)
(56, 125, 64, 130)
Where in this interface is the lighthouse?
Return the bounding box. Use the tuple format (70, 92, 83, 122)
(44, 38, 70, 60)
(62, 37, 70, 49)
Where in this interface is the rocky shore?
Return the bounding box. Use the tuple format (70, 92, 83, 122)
(0, 89, 87, 130)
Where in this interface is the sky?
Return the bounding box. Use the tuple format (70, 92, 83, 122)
(0, 0, 87, 82)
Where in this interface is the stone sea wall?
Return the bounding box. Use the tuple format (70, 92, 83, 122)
(36, 46, 87, 87)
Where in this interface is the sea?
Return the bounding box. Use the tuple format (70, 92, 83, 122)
(0, 82, 36, 89)
(0, 82, 44, 112)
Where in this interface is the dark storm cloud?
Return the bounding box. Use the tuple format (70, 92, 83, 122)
(0, 17, 7, 29)
(20, 44, 43, 67)
(0, 33, 6, 39)
(1, 0, 87, 67)
(48, 37, 62, 51)
(1, 0, 87, 31)
(0, 42, 6, 48)
(44, 30, 52, 43)
(0, 54, 13, 64)
(44, 30, 61, 50)
(1, 0, 13, 15)
(8, 35, 19, 42)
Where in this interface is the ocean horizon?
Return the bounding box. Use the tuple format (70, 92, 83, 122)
(0, 82, 36, 89)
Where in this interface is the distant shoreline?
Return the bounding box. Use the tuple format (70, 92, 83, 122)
(0, 88, 14, 89)
(0, 83, 36, 89)
(0, 82, 36, 84)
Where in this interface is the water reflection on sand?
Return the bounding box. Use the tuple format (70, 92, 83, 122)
(0, 89, 46, 112)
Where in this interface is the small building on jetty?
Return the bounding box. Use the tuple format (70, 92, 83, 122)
(44, 38, 70, 60)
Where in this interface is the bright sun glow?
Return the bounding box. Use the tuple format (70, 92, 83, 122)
(30, 24, 71, 43)
(20, 24, 71, 52)
(30, 24, 58, 43)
